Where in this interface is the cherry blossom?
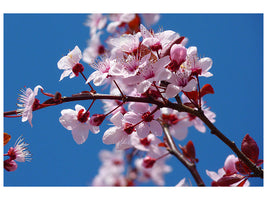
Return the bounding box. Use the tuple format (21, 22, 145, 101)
(59, 104, 99, 144)
(181, 93, 216, 133)
(7, 136, 31, 162)
(92, 149, 126, 186)
(160, 107, 192, 140)
(84, 14, 107, 36)
(107, 14, 136, 33)
(141, 14, 160, 27)
(17, 85, 43, 127)
(102, 111, 135, 150)
(57, 46, 83, 81)
(184, 46, 213, 77)
(83, 31, 105, 65)
(123, 102, 162, 138)
(135, 157, 172, 186)
(165, 69, 197, 99)
(206, 154, 250, 186)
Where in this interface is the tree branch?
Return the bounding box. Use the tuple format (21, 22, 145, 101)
(162, 125, 205, 186)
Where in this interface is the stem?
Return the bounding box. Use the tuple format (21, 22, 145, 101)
(176, 103, 264, 179)
(162, 125, 205, 186)
(4, 92, 264, 178)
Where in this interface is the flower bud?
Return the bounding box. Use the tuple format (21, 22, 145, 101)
(89, 114, 106, 126)
(72, 63, 84, 76)
(4, 159, 18, 172)
(142, 156, 156, 168)
(170, 44, 187, 67)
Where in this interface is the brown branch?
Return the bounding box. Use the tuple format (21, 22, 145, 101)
(175, 103, 264, 179)
(3, 92, 264, 178)
(162, 125, 205, 186)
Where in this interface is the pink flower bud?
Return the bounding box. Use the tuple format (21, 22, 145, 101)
(89, 114, 106, 126)
(4, 159, 18, 172)
(142, 156, 156, 168)
(170, 44, 187, 66)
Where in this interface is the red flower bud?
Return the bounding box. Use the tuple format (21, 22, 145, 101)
(142, 157, 156, 168)
(4, 159, 18, 172)
(72, 63, 84, 76)
(89, 114, 106, 126)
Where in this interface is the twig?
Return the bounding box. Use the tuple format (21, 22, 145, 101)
(162, 124, 205, 186)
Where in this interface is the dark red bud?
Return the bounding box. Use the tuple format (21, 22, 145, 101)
(4, 159, 18, 172)
(241, 134, 259, 163)
(77, 109, 90, 123)
(142, 157, 156, 168)
(89, 114, 106, 126)
(72, 63, 84, 76)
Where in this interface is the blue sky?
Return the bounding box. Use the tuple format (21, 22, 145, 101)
(3, 14, 263, 186)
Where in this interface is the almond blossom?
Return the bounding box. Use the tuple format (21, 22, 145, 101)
(17, 85, 43, 127)
(57, 46, 83, 81)
(59, 104, 100, 144)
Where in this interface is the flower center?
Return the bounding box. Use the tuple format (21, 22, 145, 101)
(142, 111, 154, 122)
(162, 114, 179, 125)
(140, 137, 151, 146)
(77, 109, 90, 123)
(124, 123, 135, 135)
(72, 63, 84, 76)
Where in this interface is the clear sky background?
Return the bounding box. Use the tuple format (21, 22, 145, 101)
(3, 14, 263, 187)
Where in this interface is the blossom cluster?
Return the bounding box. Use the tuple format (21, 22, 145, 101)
(4, 133, 31, 172)
(5, 13, 262, 186)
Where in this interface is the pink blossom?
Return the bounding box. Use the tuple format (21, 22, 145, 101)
(185, 46, 213, 77)
(83, 32, 105, 65)
(135, 157, 172, 186)
(86, 57, 116, 86)
(7, 136, 31, 162)
(129, 56, 171, 94)
(123, 102, 162, 138)
(131, 133, 167, 157)
(92, 149, 126, 186)
(59, 104, 99, 144)
(161, 107, 191, 140)
(140, 24, 180, 53)
(141, 14, 160, 27)
(107, 14, 135, 33)
(107, 32, 140, 55)
(206, 154, 250, 186)
(102, 111, 134, 150)
(165, 69, 197, 98)
(17, 85, 43, 127)
(181, 93, 216, 133)
(170, 44, 187, 67)
(84, 14, 107, 35)
(57, 46, 83, 81)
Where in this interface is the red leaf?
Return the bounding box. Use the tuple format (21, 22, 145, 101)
(235, 160, 251, 175)
(200, 84, 214, 97)
(215, 174, 244, 186)
(183, 90, 198, 104)
(241, 134, 259, 163)
(4, 132, 11, 146)
(179, 140, 198, 163)
(237, 178, 247, 187)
